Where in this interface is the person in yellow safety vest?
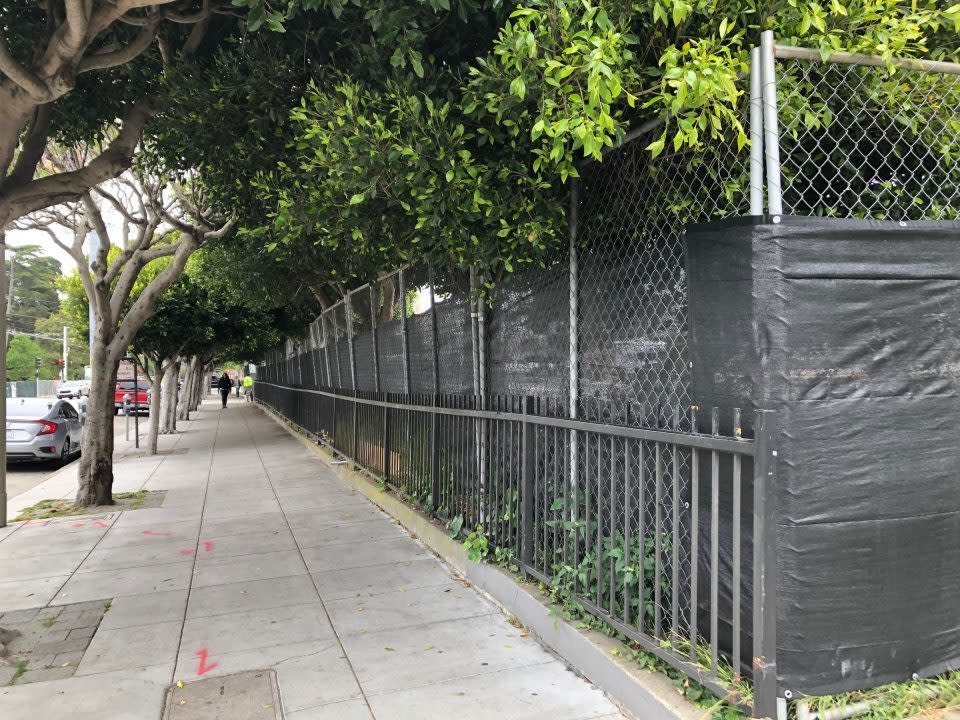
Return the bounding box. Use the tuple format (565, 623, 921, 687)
(242, 373, 254, 402)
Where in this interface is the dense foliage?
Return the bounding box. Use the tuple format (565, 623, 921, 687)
(141, 0, 959, 295)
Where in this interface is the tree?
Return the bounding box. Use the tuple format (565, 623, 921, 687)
(150, 0, 958, 302)
(4, 244, 61, 339)
(0, 0, 234, 227)
(5, 334, 59, 380)
(131, 272, 211, 453)
(15, 170, 232, 505)
(36, 304, 88, 379)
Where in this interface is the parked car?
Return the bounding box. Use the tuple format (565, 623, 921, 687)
(57, 379, 90, 399)
(6, 398, 83, 465)
(114, 379, 151, 415)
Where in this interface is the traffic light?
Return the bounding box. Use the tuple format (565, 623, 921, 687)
(51, 357, 64, 367)
(34, 357, 42, 370)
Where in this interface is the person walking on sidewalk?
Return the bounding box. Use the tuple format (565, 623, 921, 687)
(216, 372, 233, 408)
(242, 373, 254, 402)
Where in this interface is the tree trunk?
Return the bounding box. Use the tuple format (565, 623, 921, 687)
(177, 358, 193, 421)
(0, 88, 36, 193)
(180, 356, 201, 419)
(146, 364, 163, 455)
(192, 358, 203, 408)
(75, 347, 118, 505)
(160, 359, 179, 434)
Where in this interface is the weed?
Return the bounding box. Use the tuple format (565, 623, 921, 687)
(10, 660, 27, 684)
(114, 490, 148, 509)
(40, 618, 56, 629)
(13, 500, 84, 522)
(462, 524, 489, 563)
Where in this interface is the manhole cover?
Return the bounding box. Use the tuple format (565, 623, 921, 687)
(163, 669, 282, 719)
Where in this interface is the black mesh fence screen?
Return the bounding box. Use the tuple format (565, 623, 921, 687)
(378, 320, 406, 393)
(486, 263, 569, 401)
(406, 311, 435, 394)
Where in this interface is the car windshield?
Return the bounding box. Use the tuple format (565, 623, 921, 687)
(7, 399, 56, 418)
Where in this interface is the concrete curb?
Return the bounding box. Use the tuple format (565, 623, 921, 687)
(258, 403, 702, 720)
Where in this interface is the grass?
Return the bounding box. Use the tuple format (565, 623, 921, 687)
(12, 499, 84, 522)
(804, 673, 960, 720)
(9, 660, 27, 685)
(39, 618, 56, 629)
(14, 490, 153, 521)
(114, 490, 148, 509)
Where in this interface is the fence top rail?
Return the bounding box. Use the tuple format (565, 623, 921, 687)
(258, 381, 754, 455)
(773, 43, 960, 76)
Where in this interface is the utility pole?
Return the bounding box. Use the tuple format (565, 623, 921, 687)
(62, 326, 69, 382)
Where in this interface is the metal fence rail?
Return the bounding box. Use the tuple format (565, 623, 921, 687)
(255, 380, 778, 716)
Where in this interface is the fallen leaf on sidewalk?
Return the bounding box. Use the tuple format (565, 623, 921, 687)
(176, 681, 184, 687)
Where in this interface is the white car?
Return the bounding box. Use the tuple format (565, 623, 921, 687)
(57, 380, 90, 399)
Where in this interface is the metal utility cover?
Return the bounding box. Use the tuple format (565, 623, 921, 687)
(163, 669, 283, 720)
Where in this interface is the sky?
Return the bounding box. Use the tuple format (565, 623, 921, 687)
(6, 191, 132, 275)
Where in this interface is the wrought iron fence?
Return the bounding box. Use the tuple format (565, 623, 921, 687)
(255, 380, 777, 715)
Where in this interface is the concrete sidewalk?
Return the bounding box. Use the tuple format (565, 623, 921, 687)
(0, 400, 627, 720)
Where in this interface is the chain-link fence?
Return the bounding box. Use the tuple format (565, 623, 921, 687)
(257, 34, 960, 718)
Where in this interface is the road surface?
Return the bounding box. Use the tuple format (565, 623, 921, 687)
(6, 412, 144, 503)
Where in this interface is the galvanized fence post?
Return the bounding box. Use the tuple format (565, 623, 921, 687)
(520, 396, 535, 567)
(760, 30, 784, 216)
(477, 271, 488, 523)
(429, 266, 440, 394)
(399, 268, 411, 394)
(569, 177, 580, 527)
(309, 320, 320, 389)
(431, 393, 441, 513)
(383, 392, 392, 483)
(750, 46, 765, 215)
(346, 290, 357, 391)
(369, 284, 380, 392)
(752, 409, 779, 718)
(331, 307, 344, 386)
(352, 390, 359, 462)
(321, 312, 333, 387)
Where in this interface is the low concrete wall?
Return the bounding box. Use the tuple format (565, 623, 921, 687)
(258, 402, 702, 720)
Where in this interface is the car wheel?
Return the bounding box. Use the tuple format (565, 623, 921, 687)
(58, 438, 70, 467)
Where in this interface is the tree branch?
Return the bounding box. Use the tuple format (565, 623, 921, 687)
(78, 21, 159, 74)
(5, 103, 53, 188)
(63, 0, 91, 49)
(0, 34, 52, 101)
(93, 185, 146, 226)
(111, 233, 200, 361)
(0, 95, 158, 225)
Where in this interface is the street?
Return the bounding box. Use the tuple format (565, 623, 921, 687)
(5, 412, 144, 506)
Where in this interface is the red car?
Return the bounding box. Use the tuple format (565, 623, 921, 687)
(114, 379, 151, 415)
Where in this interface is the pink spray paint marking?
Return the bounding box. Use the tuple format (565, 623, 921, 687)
(203, 541, 214, 553)
(94, 520, 109, 528)
(142, 530, 171, 536)
(72, 522, 86, 528)
(195, 649, 218, 676)
(179, 549, 194, 556)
